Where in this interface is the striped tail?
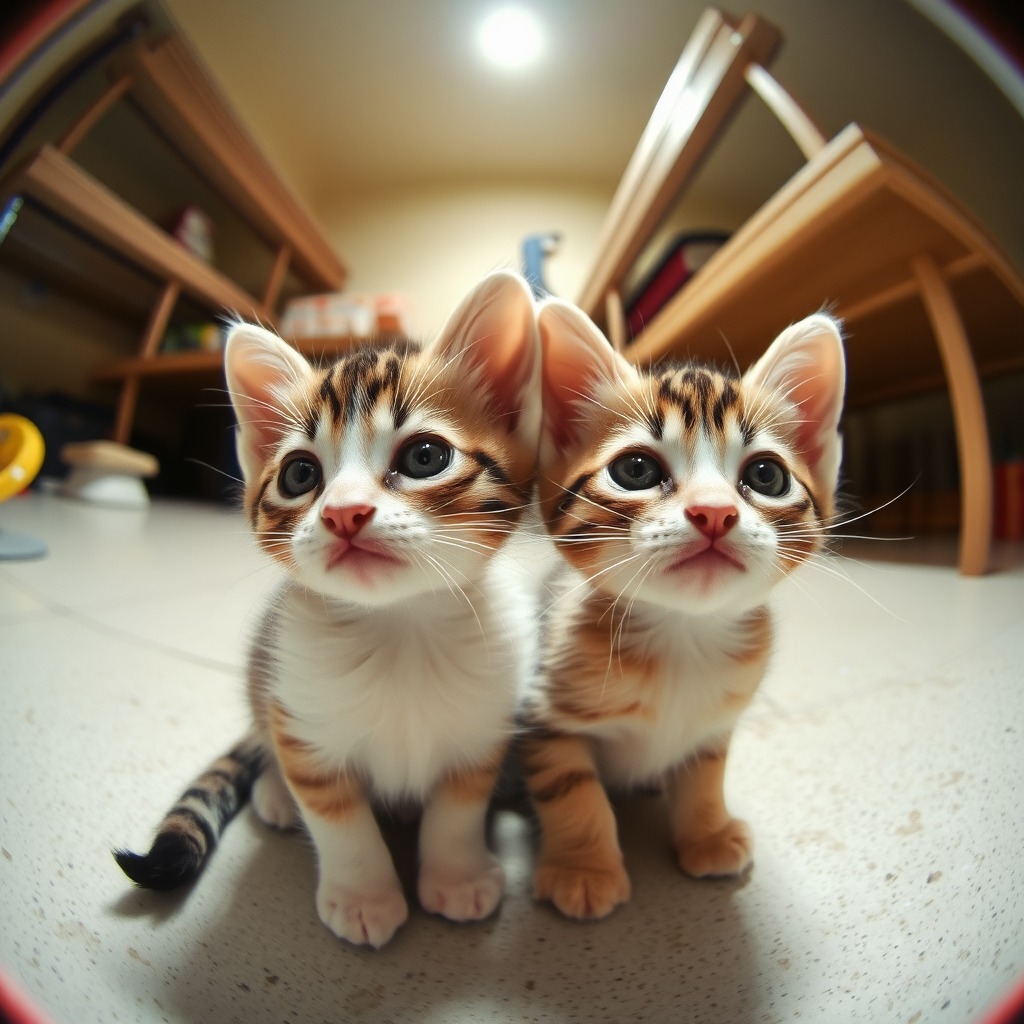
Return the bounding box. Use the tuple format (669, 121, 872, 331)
(114, 733, 266, 891)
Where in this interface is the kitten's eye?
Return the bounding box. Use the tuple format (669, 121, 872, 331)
(609, 453, 664, 491)
(741, 458, 790, 497)
(397, 439, 452, 479)
(279, 457, 322, 498)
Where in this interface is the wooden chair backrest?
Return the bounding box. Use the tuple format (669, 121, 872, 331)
(576, 7, 827, 350)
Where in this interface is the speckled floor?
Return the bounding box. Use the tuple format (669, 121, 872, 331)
(1, 493, 1021, 1024)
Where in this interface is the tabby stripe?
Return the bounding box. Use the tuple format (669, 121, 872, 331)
(794, 474, 822, 519)
(555, 471, 594, 520)
(167, 806, 217, 850)
(531, 769, 598, 803)
(469, 449, 511, 484)
(250, 477, 271, 527)
(318, 366, 342, 425)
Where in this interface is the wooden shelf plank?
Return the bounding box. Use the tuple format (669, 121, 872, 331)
(90, 334, 373, 383)
(4, 144, 264, 317)
(115, 36, 347, 292)
(576, 12, 780, 318)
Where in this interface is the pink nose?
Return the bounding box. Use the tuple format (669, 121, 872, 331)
(322, 503, 376, 538)
(685, 503, 739, 540)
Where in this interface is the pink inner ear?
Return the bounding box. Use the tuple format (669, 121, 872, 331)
(747, 316, 845, 477)
(469, 301, 536, 429)
(539, 303, 618, 453)
(433, 272, 538, 432)
(542, 348, 588, 453)
(225, 326, 312, 478)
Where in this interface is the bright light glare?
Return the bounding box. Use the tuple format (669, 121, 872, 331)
(478, 7, 544, 69)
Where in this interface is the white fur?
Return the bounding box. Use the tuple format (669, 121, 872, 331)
(268, 567, 533, 801)
(544, 597, 764, 787)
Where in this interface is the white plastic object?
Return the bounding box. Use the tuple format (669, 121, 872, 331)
(63, 467, 150, 509)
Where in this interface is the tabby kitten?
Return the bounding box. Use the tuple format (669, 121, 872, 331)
(522, 299, 845, 919)
(116, 271, 541, 948)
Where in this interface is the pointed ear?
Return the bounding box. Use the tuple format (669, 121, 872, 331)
(744, 313, 846, 492)
(538, 299, 628, 454)
(431, 270, 540, 443)
(224, 323, 313, 481)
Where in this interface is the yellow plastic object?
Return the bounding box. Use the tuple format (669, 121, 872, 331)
(0, 414, 45, 503)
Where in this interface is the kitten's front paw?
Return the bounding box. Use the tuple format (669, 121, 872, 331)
(418, 855, 504, 922)
(534, 860, 631, 920)
(677, 817, 753, 878)
(252, 769, 299, 830)
(316, 881, 408, 948)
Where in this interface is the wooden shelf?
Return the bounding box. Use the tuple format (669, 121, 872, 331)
(90, 334, 373, 383)
(113, 35, 347, 292)
(3, 144, 263, 317)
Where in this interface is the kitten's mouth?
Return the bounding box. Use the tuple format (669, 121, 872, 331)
(326, 538, 405, 578)
(667, 544, 746, 576)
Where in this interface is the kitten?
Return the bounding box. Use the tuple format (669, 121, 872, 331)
(521, 299, 845, 919)
(116, 271, 542, 948)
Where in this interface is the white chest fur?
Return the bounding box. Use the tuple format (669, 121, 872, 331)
(587, 608, 768, 787)
(264, 565, 534, 801)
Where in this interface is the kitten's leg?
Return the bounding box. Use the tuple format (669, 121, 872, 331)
(522, 732, 630, 919)
(251, 759, 300, 830)
(418, 746, 506, 922)
(273, 718, 407, 948)
(670, 746, 753, 878)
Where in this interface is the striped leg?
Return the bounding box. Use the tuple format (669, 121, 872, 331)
(522, 732, 630, 919)
(418, 745, 506, 922)
(669, 746, 752, 878)
(272, 712, 407, 948)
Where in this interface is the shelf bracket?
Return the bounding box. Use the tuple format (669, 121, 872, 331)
(113, 280, 180, 444)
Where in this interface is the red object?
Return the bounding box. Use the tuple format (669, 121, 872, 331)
(975, 974, 1024, 1024)
(994, 461, 1024, 540)
(626, 232, 729, 339)
(0, 968, 61, 1024)
(0, 0, 93, 91)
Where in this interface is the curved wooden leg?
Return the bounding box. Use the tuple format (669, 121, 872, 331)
(911, 255, 992, 576)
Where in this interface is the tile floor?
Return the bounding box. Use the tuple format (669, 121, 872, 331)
(0, 493, 1021, 1024)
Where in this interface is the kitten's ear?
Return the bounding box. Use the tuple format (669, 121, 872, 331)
(744, 314, 846, 492)
(431, 270, 540, 442)
(538, 299, 626, 454)
(225, 323, 313, 481)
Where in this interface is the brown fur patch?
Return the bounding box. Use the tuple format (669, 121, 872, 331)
(441, 744, 507, 804)
(270, 706, 363, 822)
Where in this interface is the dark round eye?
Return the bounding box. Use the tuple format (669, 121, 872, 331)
(397, 440, 452, 479)
(279, 457, 322, 498)
(609, 453, 664, 491)
(741, 458, 790, 497)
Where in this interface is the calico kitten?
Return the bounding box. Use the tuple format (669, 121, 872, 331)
(521, 299, 845, 919)
(116, 271, 541, 948)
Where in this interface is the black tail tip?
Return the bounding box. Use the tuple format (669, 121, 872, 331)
(113, 834, 204, 891)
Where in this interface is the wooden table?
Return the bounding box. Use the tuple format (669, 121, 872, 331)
(624, 124, 1024, 576)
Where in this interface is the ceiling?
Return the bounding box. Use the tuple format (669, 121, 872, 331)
(158, 0, 1024, 267)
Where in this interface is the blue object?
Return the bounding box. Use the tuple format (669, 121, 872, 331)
(522, 232, 562, 298)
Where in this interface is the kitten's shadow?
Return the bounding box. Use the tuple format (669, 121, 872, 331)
(111, 795, 760, 1023)
(108, 879, 196, 924)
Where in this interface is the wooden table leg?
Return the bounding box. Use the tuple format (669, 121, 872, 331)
(112, 281, 180, 445)
(262, 244, 291, 319)
(605, 288, 627, 353)
(911, 254, 992, 576)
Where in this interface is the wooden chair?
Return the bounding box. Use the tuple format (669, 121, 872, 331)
(577, 8, 1024, 576)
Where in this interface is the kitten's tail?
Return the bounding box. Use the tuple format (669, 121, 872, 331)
(113, 732, 266, 891)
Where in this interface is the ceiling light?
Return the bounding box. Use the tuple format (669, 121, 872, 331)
(478, 7, 544, 70)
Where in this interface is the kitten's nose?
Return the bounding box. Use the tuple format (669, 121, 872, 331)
(322, 503, 376, 538)
(685, 503, 739, 540)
